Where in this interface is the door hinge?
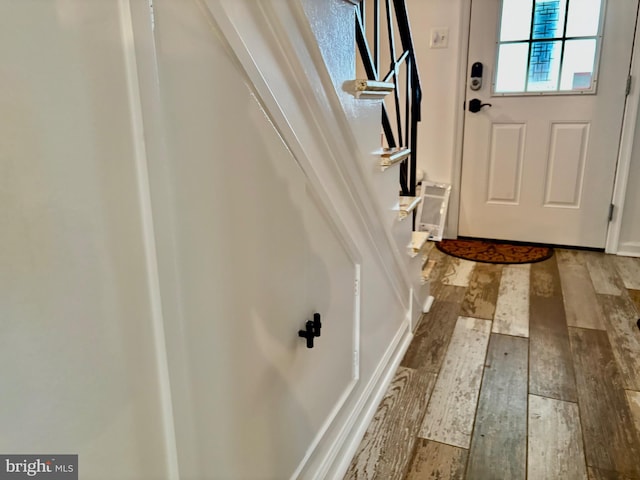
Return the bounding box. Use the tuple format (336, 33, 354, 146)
(626, 75, 632, 96)
(608, 203, 615, 222)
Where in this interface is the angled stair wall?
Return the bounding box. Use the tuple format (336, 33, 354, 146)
(132, 0, 435, 478)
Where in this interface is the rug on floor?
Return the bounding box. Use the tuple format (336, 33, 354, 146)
(436, 238, 553, 264)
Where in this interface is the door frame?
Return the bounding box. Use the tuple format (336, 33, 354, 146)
(450, 0, 640, 253)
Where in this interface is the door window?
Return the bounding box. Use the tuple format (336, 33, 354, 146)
(494, 0, 603, 94)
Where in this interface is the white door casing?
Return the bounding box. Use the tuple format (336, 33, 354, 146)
(459, 0, 638, 247)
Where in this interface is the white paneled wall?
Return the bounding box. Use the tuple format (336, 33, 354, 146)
(0, 0, 422, 478)
(0, 1, 171, 478)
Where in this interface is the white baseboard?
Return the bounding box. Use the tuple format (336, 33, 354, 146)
(315, 316, 414, 479)
(617, 241, 640, 257)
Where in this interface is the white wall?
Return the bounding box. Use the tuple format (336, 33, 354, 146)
(0, 0, 415, 476)
(407, 0, 465, 186)
(0, 1, 172, 478)
(405, 0, 467, 238)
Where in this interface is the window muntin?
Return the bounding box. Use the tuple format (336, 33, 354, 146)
(494, 0, 603, 95)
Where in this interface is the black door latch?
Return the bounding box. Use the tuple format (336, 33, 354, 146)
(468, 98, 492, 113)
(298, 313, 322, 349)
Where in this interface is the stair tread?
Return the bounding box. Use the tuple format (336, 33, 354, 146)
(397, 196, 422, 220)
(422, 259, 437, 283)
(354, 79, 395, 91)
(380, 147, 411, 171)
(407, 231, 430, 258)
(351, 79, 395, 99)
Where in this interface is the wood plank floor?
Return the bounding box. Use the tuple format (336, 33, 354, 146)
(346, 249, 640, 480)
(527, 394, 587, 480)
(418, 316, 491, 449)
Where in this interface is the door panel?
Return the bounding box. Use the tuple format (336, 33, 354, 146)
(487, 123, 526, 204)
(544, 123, 589, 207)
(459, 0, 638, 247)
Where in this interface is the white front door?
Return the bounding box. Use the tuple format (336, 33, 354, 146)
(459, 0, 638, 247)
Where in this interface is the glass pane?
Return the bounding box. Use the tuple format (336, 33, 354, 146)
(495, 43, 529, 92)
(527, 40, 562, 91)
(500, 0, 533, 41)
(566, 0, 602, 37)
(559, 39, 597, 90)
(532, 0, 567, 39)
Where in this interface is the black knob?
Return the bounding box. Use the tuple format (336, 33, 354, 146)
(299, 320, 315, 348)
(313, 313, 322, 337)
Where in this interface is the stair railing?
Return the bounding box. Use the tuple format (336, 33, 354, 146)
(354, 0, 422, 197)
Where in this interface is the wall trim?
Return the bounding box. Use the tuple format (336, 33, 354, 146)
(448, 0, 472, 239)
(289, 247, 363, 477)
(617, 242, 640, 257)
(118, 0, 180, 477)
(606, 1, 640, 253)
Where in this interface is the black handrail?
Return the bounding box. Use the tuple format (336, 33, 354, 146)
(354, 0, 422, 198)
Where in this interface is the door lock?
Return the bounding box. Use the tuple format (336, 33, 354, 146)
(468, 98, 492, 113)
(470, 62, 483, 91)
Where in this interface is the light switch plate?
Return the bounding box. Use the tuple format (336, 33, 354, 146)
(430, 27, 449, 49)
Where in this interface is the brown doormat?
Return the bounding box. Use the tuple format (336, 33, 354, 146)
(436, 238, 553, 264)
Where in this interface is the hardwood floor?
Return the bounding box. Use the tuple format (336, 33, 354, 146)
(418, 316, 491, 449)
(346, 250, 640, 480)
(466, 334, 528, 480)
(344, 367, 437, 479)
(527, 394, 587, 480)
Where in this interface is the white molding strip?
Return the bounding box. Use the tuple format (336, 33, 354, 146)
(117, 0, 180, 477)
